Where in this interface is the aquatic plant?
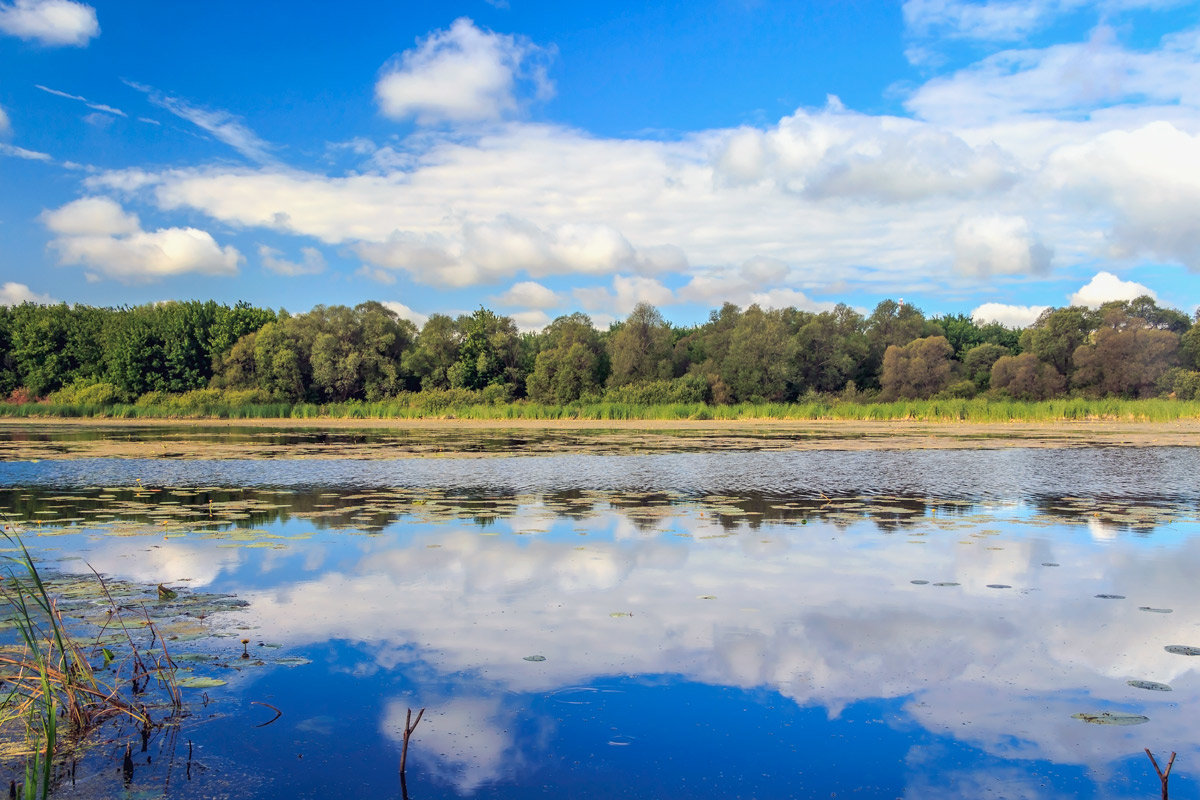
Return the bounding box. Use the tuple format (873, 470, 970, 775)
(0, 532, 181, 799)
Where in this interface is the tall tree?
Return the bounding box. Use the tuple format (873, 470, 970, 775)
(606, 304, 674, 387)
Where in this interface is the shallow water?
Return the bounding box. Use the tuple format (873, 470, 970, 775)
(0, 447, 1198, 798)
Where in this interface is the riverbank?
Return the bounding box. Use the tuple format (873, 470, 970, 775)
(1, 416, 1198, 460)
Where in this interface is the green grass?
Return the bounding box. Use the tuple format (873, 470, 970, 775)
(2, 396, 1200, 423)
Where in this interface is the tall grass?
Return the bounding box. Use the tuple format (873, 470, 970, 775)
(0, 532, 180, 798)
(1, 396, 1199, 423)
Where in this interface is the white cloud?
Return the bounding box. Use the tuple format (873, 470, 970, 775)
(970, 302, 1048, 327)
(953, 215, 1052, 276)
(1047, 122, 1200, 268)
(574, 275, 674, 316)
(381, 301, 428, 328)
(749, 288, 837, 312)
(510, 309, 551, 332)
(42, 196, 241, 282)
(0, 142, 51, 161)
(491, 280, 561, 309)
(906, 25, 1200, 127)
(714, 103, 1018, 202)
(258, 244, 326, 277)
(1068, 270, 1155, 307)
(0, 0, 97, 46)
(0, 282, 56, 305)
(354, 215, 674, 287)
(376, 17, 552, 125)
(903, 0, 1190, 45)
(42, 196, 139, 236)
(0, 103, 9, 135)
(35, 84, 125, 117)
(125, 82, 274, 164)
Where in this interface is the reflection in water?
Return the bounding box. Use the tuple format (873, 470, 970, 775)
(0, 452, 1198, 798)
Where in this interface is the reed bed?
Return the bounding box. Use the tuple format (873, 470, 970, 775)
(0, 533, 181, 799)
(1, 397, 1199, 423)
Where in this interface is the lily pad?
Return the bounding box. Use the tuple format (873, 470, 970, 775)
(1139, 607, 1173, 614)
(1094, 594, 1125, 600)
(1127, 679, 1171, 692)
(932, 582, 960, 587)
(523, 655, 546, 662)
(1165, 645, 1200, 656)
(1072, 712, 1149, 726)
(910, 580, 929, 585)
(177, 676, 227, 689)
(609, 612, 632, 618)
(986, 584, 1011, 589)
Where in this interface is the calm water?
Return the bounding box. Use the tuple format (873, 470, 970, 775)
(0, 444, 1198, 799)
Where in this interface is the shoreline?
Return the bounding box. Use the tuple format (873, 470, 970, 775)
(0, 416, 1197, 460)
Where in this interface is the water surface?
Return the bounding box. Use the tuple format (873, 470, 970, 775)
(0, 446, 1197, 798)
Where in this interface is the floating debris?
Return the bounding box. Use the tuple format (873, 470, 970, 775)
(986, 584, 1011, 589)
(1164, 645, 1200, 656)
(523, 655, 547, 662)
(1127, 680, 1171, 692)
(1072, 712, 1149, 726)
(1094, 594, 1125, 600)
(1140, 607, 1173, 614)
(177, 676, 228, 689)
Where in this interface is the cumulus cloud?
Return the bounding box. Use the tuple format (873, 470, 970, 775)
(381, 301, 428, 328)
(355, 216, 675, 287)
(125, 82, 275, 164)
(376, 17, 553, 125)
(510, 309, 551, 332)
(491, 280, 561, 309)
(42, 196, 241, 282)
(0, 282, 56, 305)
(714, 103, 1018, 202)
(0, 0, 97, 46)
(1068, 270, 1155, 307)
(970, 302, 1048, 327)
(0, 103, 9, 135)
(574, 275, 674, 316)
(1047, 122, 1200, 269)
(952, 215, 1052, 276)
(258, 244, 326, 276)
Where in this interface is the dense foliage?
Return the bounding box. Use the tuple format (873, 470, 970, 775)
(2, 294, 1199, 412)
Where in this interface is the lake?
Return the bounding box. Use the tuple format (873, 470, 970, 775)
(0, 427, 1197, 799)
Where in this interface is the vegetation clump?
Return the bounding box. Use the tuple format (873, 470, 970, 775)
(1, 294, 1199, 418)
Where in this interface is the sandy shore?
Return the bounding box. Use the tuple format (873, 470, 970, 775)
(0, 416, 1197, 460)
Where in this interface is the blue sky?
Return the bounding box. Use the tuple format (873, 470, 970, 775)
(2, 0, 1200, 330)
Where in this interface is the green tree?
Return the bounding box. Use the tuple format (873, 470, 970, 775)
(1019, 306, 1096, 378)
(606, 304, 674, 387)
(448, 308, 522, 392)
(990, 353, 1066, 400)
(720, 305, 796, 401)
(861, 300, 940, 389)
(402, 314, 461, 391)
(526, 313, 607, 403)
(794, 304, 868, 394)
(880, 335, 954, 399)
(962, 343, 1009, 390)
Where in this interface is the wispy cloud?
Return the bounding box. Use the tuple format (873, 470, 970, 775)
(35, 83, 126, 118)
(124, 80, 276, 165)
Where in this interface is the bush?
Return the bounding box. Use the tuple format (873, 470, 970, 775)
(48, 379, 122, 406)
(602, 375, 708, 405)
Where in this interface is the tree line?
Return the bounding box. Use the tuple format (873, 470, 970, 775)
(1, 295, 1198, 407)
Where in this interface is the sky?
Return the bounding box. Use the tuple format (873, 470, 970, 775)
(2, 0, 1200, 331)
